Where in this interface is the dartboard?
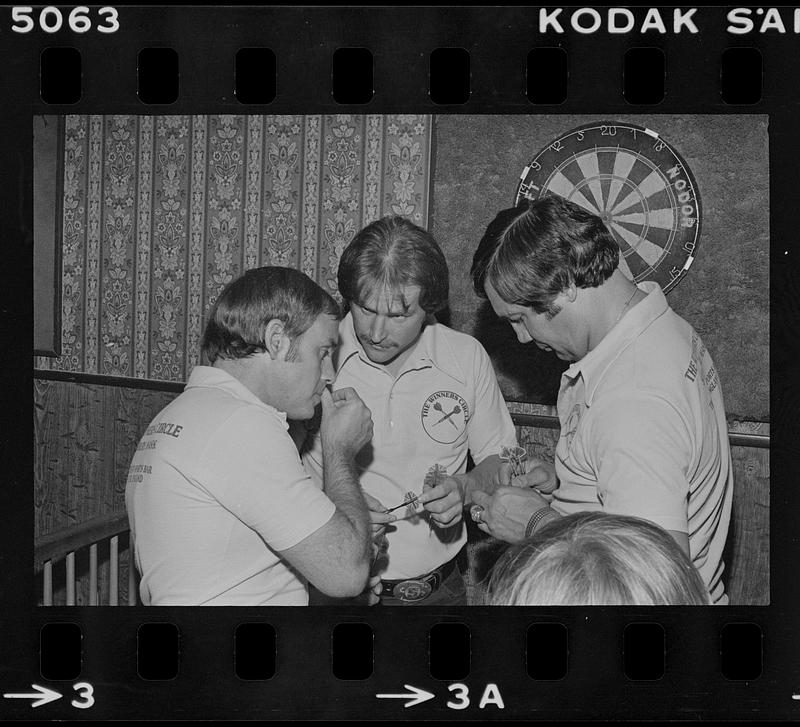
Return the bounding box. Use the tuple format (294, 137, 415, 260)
(515, 121, 702, 294)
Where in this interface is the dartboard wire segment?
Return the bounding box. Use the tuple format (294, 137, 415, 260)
(516, 121, 702, 294)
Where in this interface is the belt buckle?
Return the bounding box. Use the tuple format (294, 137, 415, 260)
(394, 578, 433, 602)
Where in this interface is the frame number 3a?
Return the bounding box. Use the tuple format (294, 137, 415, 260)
(446, 683, 504, 710)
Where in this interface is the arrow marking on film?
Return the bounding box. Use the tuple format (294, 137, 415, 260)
(3, 684, 63, 708)
(376, 684, 435, 708)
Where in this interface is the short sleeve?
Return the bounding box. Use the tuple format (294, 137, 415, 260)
(465, 341, 518, 464)
(301, 427, 325, 488)
(588, 393, 691, 533)
(201, 407, 335, 551)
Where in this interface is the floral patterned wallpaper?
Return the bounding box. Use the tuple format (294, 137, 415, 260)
(35, 114, 433, 382)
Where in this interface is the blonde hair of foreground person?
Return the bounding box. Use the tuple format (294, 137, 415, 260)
(485, 511, 711, 606)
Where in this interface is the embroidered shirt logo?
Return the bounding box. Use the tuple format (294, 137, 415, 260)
(562, 403, 583, 451)
(421, 391, 469, 444)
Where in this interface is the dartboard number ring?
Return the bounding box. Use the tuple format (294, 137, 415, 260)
(516, 121, 702, 294)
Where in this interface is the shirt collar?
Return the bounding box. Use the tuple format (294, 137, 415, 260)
(420, 321, 468, 385)
(336, 313, 363, 369)
(562, 281, 668, 406)
(337, 312, 467, 385)
(185, 365, 288, 422)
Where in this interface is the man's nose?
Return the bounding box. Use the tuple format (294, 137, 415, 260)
(322, 355, 335, 383)
(369, 315, 386, 342)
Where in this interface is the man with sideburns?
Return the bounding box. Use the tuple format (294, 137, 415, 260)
(126, 266, 374, 605)
(468, 195, 733, 604)
(303, 216, 518, 605)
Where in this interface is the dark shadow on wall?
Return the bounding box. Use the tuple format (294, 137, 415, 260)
(435, 306, 452, 328)
(473, 300, 567, 406)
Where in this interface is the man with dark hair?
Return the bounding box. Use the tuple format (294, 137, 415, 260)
(126, 266, 374, 605)
(468, 195, 733, 604)
(303, 216, 518, 605)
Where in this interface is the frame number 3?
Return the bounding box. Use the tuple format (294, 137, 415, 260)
(71, 682, 94, 710)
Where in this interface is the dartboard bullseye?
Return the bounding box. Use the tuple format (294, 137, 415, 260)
(516, 121, 702, 294)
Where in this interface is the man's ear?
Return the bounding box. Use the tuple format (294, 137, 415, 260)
(564, 281, 578, 303)
(263, 319, 291, 360)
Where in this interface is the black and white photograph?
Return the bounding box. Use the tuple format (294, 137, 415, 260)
(33, 113, 769, 608)
(6, 4, 799, 721)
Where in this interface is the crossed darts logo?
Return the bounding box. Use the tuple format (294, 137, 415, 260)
(420, 391, 470, 444)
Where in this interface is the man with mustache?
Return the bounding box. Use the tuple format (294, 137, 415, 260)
(303, 216, 518, 605)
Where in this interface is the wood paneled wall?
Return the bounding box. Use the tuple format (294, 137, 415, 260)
(722, 432, 770, 605)
(34, 377, 178, 539)
(33, 377, 176, 605)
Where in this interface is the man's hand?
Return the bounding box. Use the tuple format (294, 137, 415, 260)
(421, 476, 465, 528)
(360, 570, 383, 606)
(362, 491, 396, 540)
(360, 534, 389, 605)
(470, 487, 554, 543)
(320, 387, 373, 458)
(510, 456, 558, 494)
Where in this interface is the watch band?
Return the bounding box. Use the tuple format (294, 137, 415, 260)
(524, 506, 558, 539)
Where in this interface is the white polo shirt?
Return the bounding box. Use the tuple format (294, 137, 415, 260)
(552, 282, 733, 604)
(304, 314, 517, 579)
(125, 366, 336, 606)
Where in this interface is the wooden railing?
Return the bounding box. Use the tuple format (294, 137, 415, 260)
(35, 511, 138, 606)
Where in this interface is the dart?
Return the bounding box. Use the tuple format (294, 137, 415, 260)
(384, 491, 428, 514)
(500, 445, 528, 478)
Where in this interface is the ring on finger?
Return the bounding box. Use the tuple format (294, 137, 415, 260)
(470, 504, 484, 523)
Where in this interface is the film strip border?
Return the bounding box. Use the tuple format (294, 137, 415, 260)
(39, 45, 765, 107)
(3, 6, 796, 112)
(12, 613, 771, 719)
(39, 618, 763, 682)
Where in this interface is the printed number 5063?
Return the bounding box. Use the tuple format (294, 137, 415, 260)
(11, 6, 119, 33)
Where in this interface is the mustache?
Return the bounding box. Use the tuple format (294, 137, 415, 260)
(359, 337, 395, 348)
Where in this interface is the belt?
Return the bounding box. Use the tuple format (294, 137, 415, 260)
(380, 557, 458, 602)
